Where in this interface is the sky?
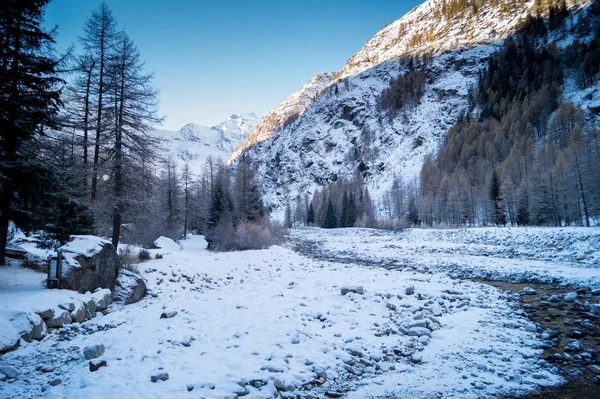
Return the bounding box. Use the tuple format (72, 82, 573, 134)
(45, 0, 422, 131)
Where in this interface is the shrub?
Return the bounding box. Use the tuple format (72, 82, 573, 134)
(138, 249, 151, 261)
(155, 253, 163, 259)
(209, 217, 287, 252)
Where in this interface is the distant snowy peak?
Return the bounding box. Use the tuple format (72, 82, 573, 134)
(155, 113, 259, 175)
(229, 72, 336, 163)
(338, 0, 590, 79)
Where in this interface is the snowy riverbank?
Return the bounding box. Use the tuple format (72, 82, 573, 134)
(1, 230, 585, 398)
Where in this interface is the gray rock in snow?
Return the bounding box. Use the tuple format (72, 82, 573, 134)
(160, 311, 178, 319)
(0, 366, 21, 379)
(113, 269, 147, 305)
(151, 372, 169, 382)
(48, 378, 62, 386)
(83, 344, 105, 360)
(0, 373, 6, 382)
(564, 292, 578, 302)
(405, 286, 415, 295)
(313, 366, 328, 380)
(71, 301, 86, 323)
(58, 302, 75, 312)
(46, 309, 72, 329)
(590, 304, 600, 315)
(406, 327, 431, 337)
(521, 287, 537, 295)
(341, 286, 364, 295)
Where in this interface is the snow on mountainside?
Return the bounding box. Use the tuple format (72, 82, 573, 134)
(234, 0, 594, 210)
(229, 73, 336, 162)
(155, 113, 259, 175)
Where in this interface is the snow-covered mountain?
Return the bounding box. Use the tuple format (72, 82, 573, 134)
(231, 0, 595, 209)
(155, 113, 259, 175)
(229, 73, 336, 162)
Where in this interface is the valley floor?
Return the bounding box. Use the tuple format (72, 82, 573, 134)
(1, 227, 599, 398)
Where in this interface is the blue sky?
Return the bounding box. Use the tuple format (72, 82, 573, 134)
(46, 0, 421, 130)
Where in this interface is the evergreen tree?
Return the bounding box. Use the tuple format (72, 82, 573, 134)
(0, 0, 63, 264)
(323, 199, 338, 229)
(407, 196, 420, 226)
(306, 203, 315, 226)
(489, 169, 506, 226)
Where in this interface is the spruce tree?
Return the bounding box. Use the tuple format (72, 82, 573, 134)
(489, 169, 506, 226)
(0, 0, 63, 265)
(307, 203, 315, 226)
(323, 199, 338, 229)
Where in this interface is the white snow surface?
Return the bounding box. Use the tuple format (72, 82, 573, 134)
(292, 227, 600, 289)
(0, 232, 586, 398)
(153, 236, 182, 253)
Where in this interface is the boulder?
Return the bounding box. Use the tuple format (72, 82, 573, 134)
(0, 327, 20, 354)
(564, 292, 578, 302)
(341, 286, 364, 296)
(0, 366, 21, 379)
(46, 308, 72, 328)
(113, 269, 147, 305)
(151, 372, 169, 382)
(405, 286, 415, 295)
(11, 312, 47, 342)
(60, 236, 122, 294)
(85, 298, 97, 319)
(71, 301, 86, 323)
(92, 288, 112, 311)
(83, 344, 105, 360)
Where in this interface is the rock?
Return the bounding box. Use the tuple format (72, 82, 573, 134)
(564, 292, 578, 302)
(405, 286, 415, 295)
(548, 295, 560, 302)
(11, 312, 47, 342)
(0, 366, 21, 379)
(71, 301, 86, 323)
(160, 311, 178, 319)
(523, 323, 538, 333)
(41, 365, 56, 373)
(83, 344, 105, 360)
(58, 302, 76, 312)
(48, 378, 62, 386)
(411, 354, 423, 363)
(325, 391, 343, 398)
(0, 327, 20, 353)
(151, 372, 169, 382)
(521, 287, 537, 295)
(407, 327, 431, 337)
(590, 304, 600, 315)
(187, 384, 194, 391)
(92, 289, 112, 311)
(0, 373, 6, 382)
(419, 336, 430, 346)
(313, 366, 327, 380)
(589, 365, 600, 375)
(35, 308, 54, 320)
(89, 360, 107, 372)
(346, 347, 363, 357)
(85, 299, 97, 319)
(341, 286, 364, 296)
(46, 309, 72, 328)
(113, 269, 147, 305)
(386, 302, 397, 311)
(60, 237, 122, 293)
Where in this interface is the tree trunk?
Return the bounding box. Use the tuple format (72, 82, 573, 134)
(91, 19, 106, 202)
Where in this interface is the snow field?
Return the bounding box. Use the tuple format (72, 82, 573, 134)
(1, 234, 566, 398)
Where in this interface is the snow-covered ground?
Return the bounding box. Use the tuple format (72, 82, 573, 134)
(2, 229, 589, 398)
(293, 227, 600, 290)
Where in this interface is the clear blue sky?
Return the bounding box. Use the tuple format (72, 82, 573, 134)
(45, 0, 422, 130)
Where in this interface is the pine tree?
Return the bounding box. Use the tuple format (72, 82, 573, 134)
(323, 199, 338, 229)
(307, 203, 315, 226)
(0, 0, 63, 265)
(489, 169, 506, 226)
(407, 196, 420, 226)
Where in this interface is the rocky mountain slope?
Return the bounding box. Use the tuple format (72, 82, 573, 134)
(229, 73, 335, 162)
(155, 113, 259, 175)
(231, 0, 595, 210)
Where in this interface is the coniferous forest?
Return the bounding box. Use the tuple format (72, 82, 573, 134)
(0, 1, 280, 265)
